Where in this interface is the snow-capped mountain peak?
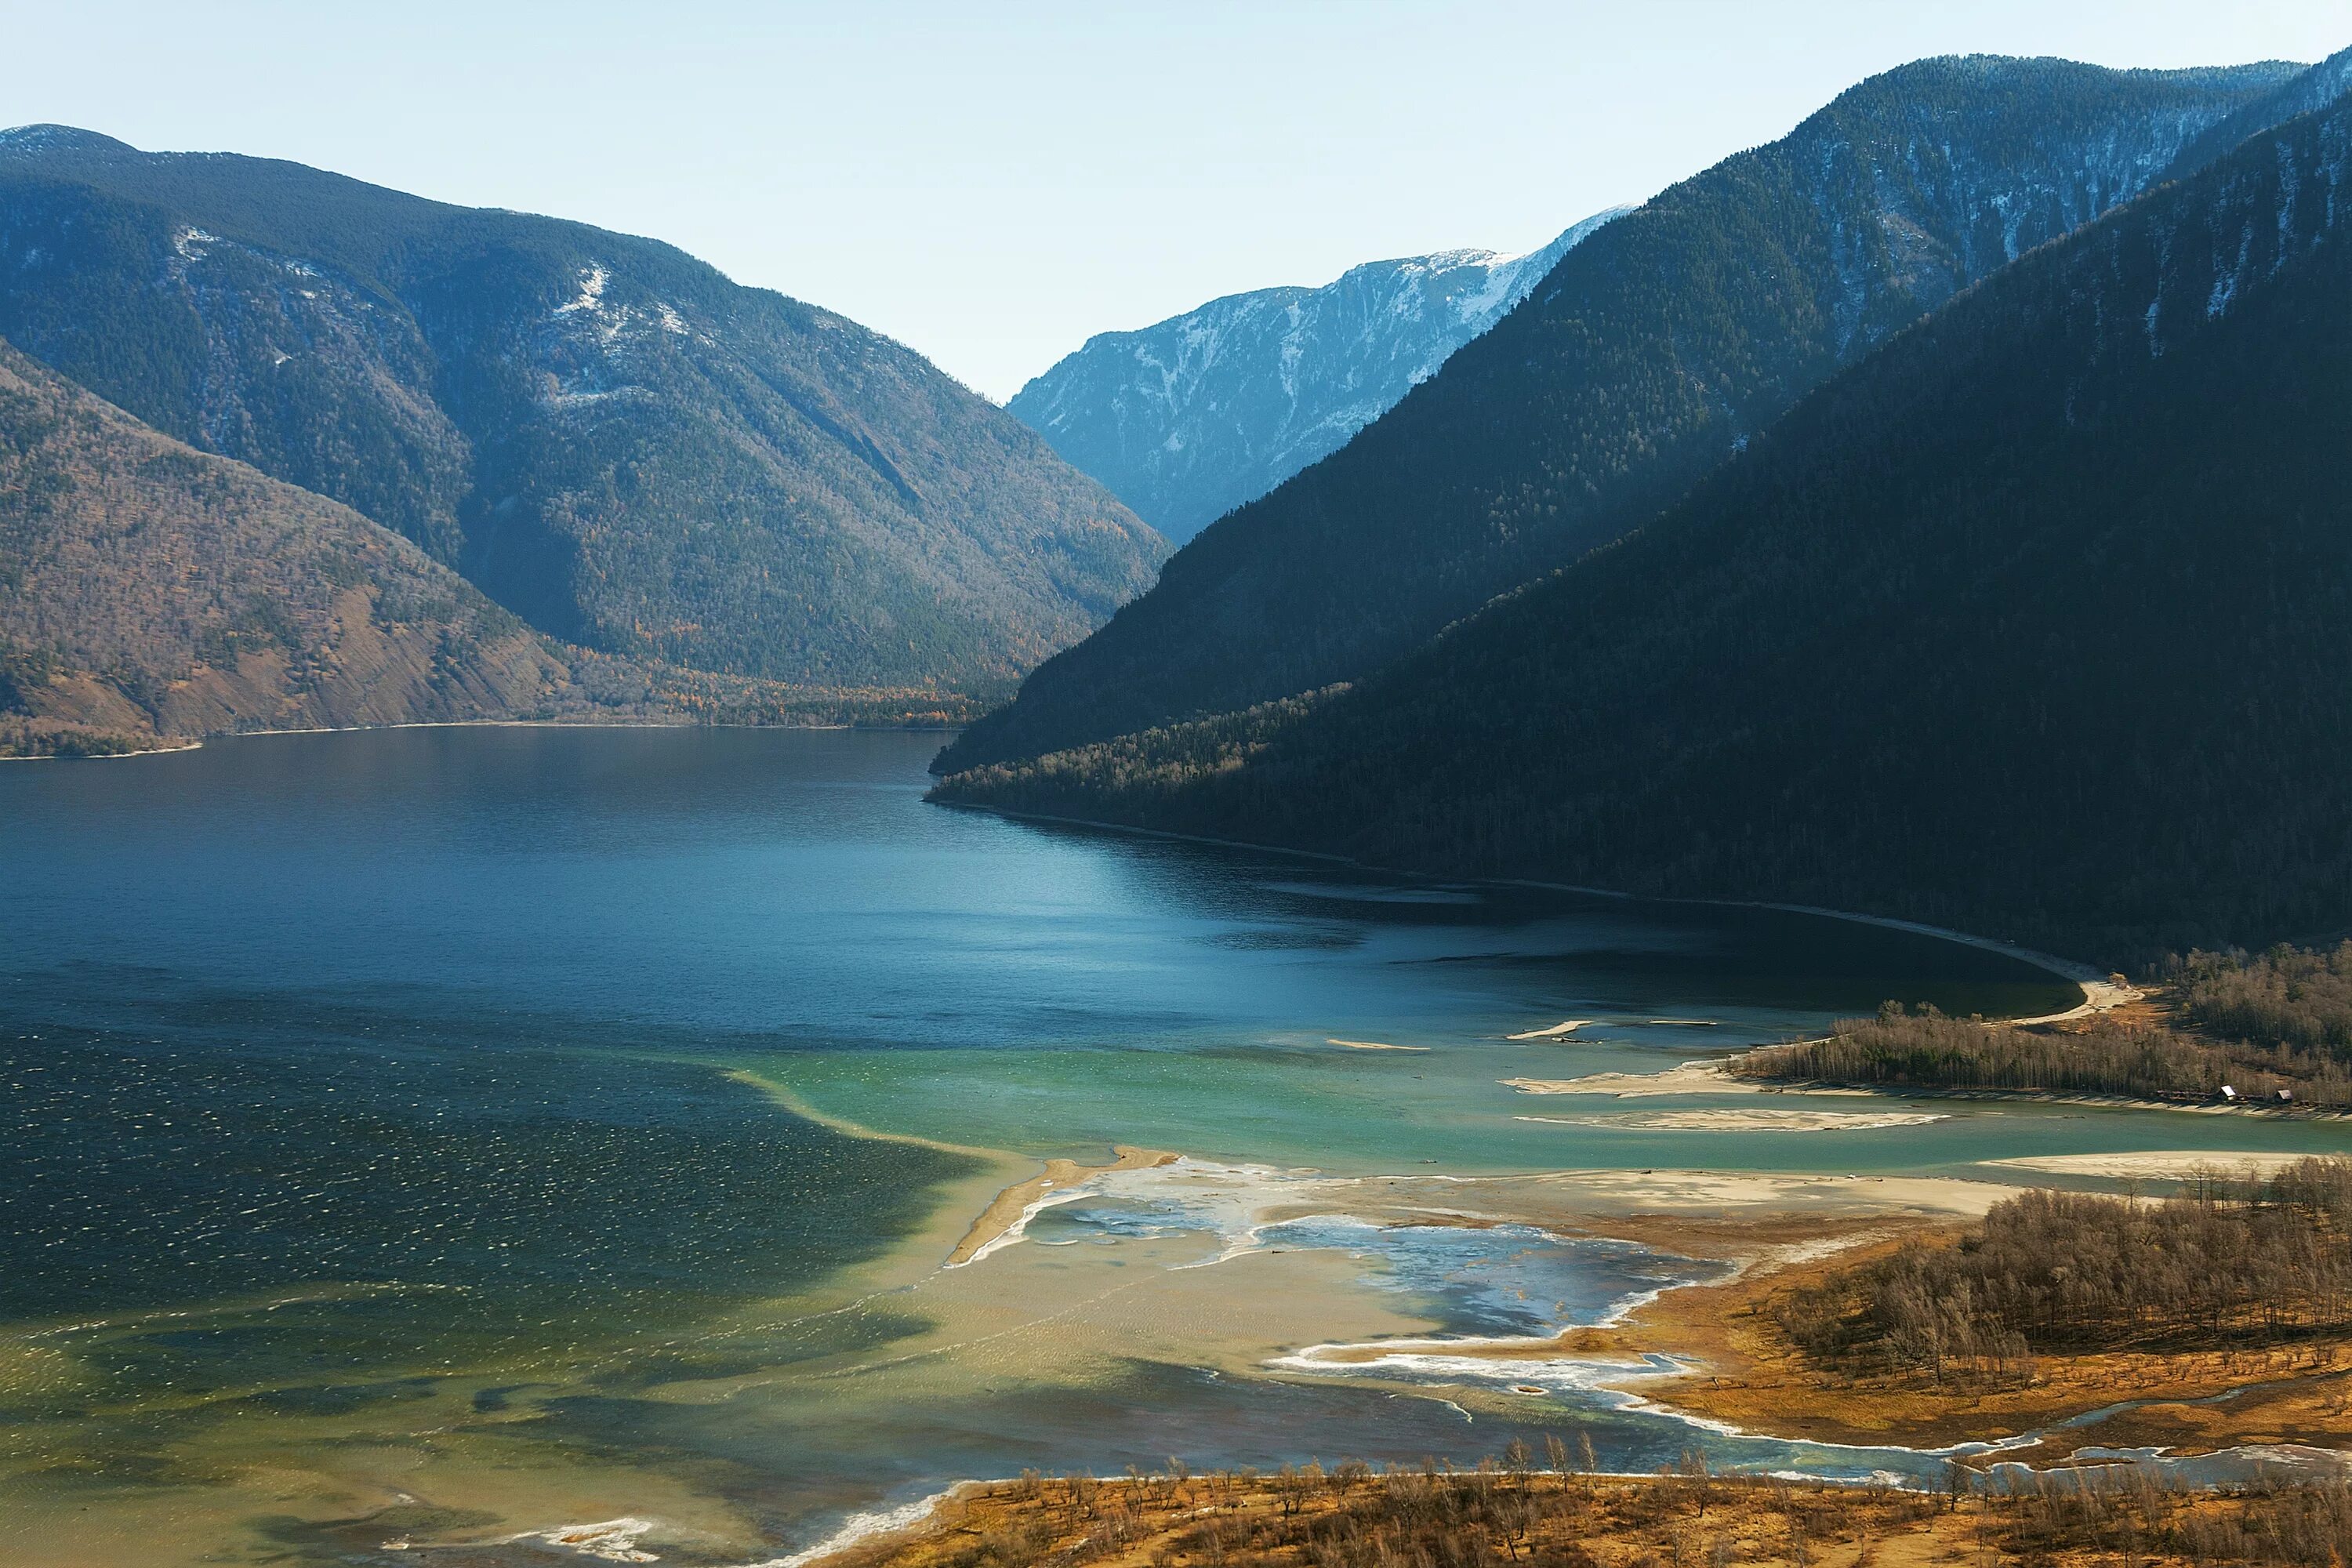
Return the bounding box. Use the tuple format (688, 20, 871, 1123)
(1009, 209, 1628, 543)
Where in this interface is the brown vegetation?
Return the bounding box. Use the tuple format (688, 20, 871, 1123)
(1775, 1163, 2352, 1378)
(2174, 946, 2352, 1062)
(1731, 1001, 2352, 1109)
(0, 339, 994, 754)
(1579, 1163, 2352, 1453)
(836, 1463, 2352, 1568)
(0, 339, 570, 752)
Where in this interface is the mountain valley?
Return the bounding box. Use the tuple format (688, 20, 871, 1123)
(941, 55, 2333, 774)
(935, 70, 2352, 961)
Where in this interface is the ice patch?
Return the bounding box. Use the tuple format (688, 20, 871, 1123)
(746, 1489, 966, 1568)
(494, 1516, 663, 1562)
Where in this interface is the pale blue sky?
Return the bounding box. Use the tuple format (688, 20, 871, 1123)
(8, 2, 2345, 398)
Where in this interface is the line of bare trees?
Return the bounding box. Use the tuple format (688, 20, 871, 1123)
(1775, 1159, 2352, 1381)
(2172, 944, 2352, 1061)
(1731, 1001, 2352, 1109)
(927, 1458, 2352, 1568)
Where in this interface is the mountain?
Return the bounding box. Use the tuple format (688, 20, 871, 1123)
(0, 128, 1167, 692)
(934, 78, 2352, 963)
(938, 54, 2312, 774)
(0, 336, 571, 756)
(1007, 210, 1624, 544)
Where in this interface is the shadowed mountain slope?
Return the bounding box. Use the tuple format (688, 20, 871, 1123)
(935, 82, 2352, 963)
(940, 53, 2318, 772)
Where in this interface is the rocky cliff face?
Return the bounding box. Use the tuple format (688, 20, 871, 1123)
(1008, 212, 1623, 543)
(0, 129, 1166, 691)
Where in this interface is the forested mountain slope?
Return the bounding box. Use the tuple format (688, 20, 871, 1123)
(1007, 210, 1622, 544)
(0, 339, 569, 755)
(0, 128, 1165, 690)
(935, 85, 2352, 963)
(938, 53, 2317, 772)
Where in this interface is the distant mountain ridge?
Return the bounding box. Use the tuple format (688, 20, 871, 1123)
(936, 71, 2352, 961)
(1007, 210, 1624, 543)
(0, 128, 1166, 692)
(940, 54, 2313, 774)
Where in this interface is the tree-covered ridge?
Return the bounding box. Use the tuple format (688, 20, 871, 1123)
(0, 128, 1166, 690)
(0, 332, 990, 756)
(933, 82, 2352, 962)
(0, 337, 569, 755)
(938, 53, 2320, 773)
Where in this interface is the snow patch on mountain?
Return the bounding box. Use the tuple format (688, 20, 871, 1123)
(1008, 208, 1628, 543)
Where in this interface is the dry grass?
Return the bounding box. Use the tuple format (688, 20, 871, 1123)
(1578, 1226, 2352, 1453)
(837, 1464, 2352, 1568)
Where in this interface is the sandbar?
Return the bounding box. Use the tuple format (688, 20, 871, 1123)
(943, 1145, 1178, 1266)
(1980, 1149, 2325, 1181)
(1502, 1062, 1872, 1098)
(1505, 1020, 1592, 1040)
(1327, 1037, 1429, 1051)
(1516, 1108, 1949, 1132)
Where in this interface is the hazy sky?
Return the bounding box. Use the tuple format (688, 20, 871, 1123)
(8, 2, 2344, 398)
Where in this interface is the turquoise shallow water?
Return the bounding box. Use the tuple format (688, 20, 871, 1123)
(3, 727, 2345, 1565)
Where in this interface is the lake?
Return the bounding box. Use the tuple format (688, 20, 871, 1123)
(4, 728, 2340, 1566)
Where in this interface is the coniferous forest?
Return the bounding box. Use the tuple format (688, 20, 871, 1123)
(0, 129, 1164, 696)
(938, 56, 2323, 775)
(936, 84, 2352, 964)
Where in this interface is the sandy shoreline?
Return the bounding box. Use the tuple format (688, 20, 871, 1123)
(1516, 1108, 1950, 1132)
(1505, 1019, 1592, 1040)
(478, 1144, 2352, 1567)
(2, 715, 963, 764)
(1504, 1056, 2352, 1121)
(943, 1145, 1179, 1266)
(1981, 1149, 2331, 1180)
(1502, 1061, 1873, 1098)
